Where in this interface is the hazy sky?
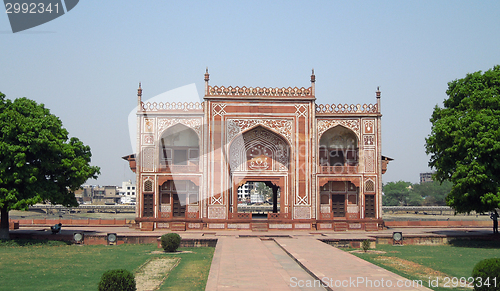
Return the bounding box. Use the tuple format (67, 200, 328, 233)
(1, 1, 499, 186)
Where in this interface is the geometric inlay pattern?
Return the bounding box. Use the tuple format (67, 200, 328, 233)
(293, 207, 311, 219)
(142, 147, 155, 172)
(364, 149, 375, 173)
(295, 104, 308, 117)
(208, 206, 226, 219)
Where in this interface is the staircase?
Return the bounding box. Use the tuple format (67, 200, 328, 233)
(251, 222, 268, 232)
(333, 222, 348, 231)
(364, 222, 379, 231)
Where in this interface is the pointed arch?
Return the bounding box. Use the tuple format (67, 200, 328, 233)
(318, 125, 359, 169)
(229, 126, 290, 172)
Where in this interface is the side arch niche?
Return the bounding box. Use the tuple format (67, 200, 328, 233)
(318, 125, 359, 173)
(158, 123, 199, 172)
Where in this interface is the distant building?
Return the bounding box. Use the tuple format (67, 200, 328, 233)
(118, 180, 137, 204)
(237, 182, 254, 204)
(93, 185, 119, 205)
(420, 172, 434, 184)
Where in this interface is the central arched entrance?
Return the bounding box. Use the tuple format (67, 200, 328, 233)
(228, 126, 290, 219)
(235, 180, 281, 218)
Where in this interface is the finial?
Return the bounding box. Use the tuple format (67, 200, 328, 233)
(137, 82, 143, 109)
(376, 86, 381, 98)
(204, 67, 210, 82)
(310, 68, 315, 83)
(204, 67, 210, 95)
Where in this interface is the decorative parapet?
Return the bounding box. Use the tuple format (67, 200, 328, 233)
(316, 103, 378, 114)
(207, 85, 313, 97)
(141, 101, 203, 112)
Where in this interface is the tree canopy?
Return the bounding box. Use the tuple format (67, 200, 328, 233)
(383, 181, 420, 206)
(382, 180, 452, 206)
(425, 65, 500, 213)
(0, 92, 100, 239)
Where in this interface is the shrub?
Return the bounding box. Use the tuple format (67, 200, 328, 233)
(361, 239, 371, 252)
(98, 269, 136, 291)
(161, 233, 182, 252)
(472, 258, 500, 291)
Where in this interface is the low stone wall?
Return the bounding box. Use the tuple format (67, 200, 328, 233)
(384, 220, 490, 228)
(8, 230, 217, 247)
(321, 238, 376, 249)
(11, 218, 132, 227)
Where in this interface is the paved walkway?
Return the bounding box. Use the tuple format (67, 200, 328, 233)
(206, 235, 432, 291)
(206, 237, 325, 291)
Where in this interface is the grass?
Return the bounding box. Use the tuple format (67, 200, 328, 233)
(0, 240, 214, 291)
(158, 247, 214, 291)
(350, 239, 500, 291)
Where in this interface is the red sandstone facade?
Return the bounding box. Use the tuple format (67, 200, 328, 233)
(126, 70, 390, 231)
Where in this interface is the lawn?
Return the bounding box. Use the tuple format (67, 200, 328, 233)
(0, 240, 214, 291)
(351, 240, 500, 291)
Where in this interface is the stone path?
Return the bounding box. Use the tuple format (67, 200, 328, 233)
(207, 236, 432, 290)
(206, 237, 325, 291)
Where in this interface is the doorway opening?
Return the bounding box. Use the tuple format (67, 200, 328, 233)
(237, 181, 280, 219)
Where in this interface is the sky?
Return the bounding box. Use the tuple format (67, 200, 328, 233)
(1, 1, 500, 186)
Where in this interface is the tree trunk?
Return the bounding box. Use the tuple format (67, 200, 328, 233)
(0, 205, 10, 240)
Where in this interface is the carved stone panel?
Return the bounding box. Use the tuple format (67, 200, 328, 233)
(208, 206, 226, 219)
(317, 119, 360, 138)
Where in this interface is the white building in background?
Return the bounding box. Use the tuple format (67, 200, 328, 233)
(118, 180, 136, 204)
(237, 182, 254, 204)
(250, 191, 265, 204)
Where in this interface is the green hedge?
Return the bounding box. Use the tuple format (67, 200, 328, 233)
(472, 258, 500, 291)
(161, 233, 181, 252)
(98, 269, 136, 291)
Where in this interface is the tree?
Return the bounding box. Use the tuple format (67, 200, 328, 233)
(425, 65, 500, 213)
(255, 182, 272, 202)
(0, 93, 100, 239)
(382, 181, 422, 206)
(412, 180, 452, 206)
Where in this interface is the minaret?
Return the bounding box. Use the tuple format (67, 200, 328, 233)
(137, 82, 143, 110)
(310, 69, 315, 96)
(204, 67, 210, 96)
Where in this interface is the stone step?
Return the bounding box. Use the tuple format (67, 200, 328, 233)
(333, 221, 348, 231)
(170, 222, 186, 231)
(365, 222, 379, 231)
(251, 223, 268, 232)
